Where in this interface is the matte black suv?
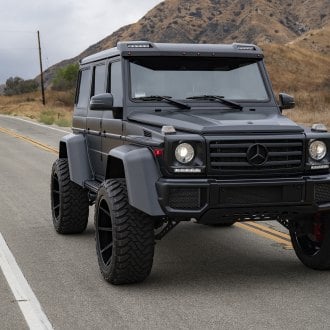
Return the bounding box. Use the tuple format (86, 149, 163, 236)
(51, 41, 330, 284)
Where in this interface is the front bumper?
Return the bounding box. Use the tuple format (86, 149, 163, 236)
(156, 175, 330, 223)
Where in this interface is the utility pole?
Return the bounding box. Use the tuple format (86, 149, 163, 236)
(37, 30, 46, 105)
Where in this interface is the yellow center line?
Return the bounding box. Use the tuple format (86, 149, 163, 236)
(246, 221, 291, 240)
(0, 125, 293, 250)
(0, 126, 58, 155)
(235, 222, 293, 249)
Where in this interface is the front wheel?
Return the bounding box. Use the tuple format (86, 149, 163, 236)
(289, 212, 330, 270)
(95, 179, 155, 285)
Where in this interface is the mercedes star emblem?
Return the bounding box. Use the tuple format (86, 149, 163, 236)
(246, 144, 268, 166)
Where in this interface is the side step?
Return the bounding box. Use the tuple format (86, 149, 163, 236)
(84, 180, 101, 205)
(84, 180, 101, 194)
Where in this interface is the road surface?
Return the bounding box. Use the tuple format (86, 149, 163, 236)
(0, 115, 330, 329)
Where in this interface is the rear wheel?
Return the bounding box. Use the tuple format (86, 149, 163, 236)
(289, 212, 330, 270)
(95, 179, 155, 285)
(51, 159, 89, 234)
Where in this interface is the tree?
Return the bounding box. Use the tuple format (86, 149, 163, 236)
(52, 63, 79, 91)
(4, 76, 39, 96)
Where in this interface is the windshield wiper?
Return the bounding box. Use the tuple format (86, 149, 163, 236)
(186, 95, 242, 110)
(133, 95, 191, 110)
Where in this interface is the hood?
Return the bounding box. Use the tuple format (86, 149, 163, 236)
(127, 108, 303, 134)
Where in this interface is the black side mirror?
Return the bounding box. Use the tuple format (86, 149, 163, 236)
(90, 93, 114, 110)
(279, 93, 295, 110)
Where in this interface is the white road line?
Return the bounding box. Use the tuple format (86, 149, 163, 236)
(0, 114, 69, 133)
(0, 233, 53, 330)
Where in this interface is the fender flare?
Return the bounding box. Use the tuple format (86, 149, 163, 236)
(59, 134, 92, 186)
(110, 145, 165, 216)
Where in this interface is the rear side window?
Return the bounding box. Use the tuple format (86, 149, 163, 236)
(110, 61, 123, 107)
(93, 64, 106, 96)
(76, 68, 91, 108)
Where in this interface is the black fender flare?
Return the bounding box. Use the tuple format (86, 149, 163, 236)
(109, 145, 165, 216)
(59, 134, 92, 186)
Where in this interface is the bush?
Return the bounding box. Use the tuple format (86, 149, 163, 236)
(52, 63, 79, 91)
(55, 117, 71, 127)
(4, 77, 39, 96)
(40, 110, 55, 125)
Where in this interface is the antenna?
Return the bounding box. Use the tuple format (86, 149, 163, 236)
(37, 30, 46, 105)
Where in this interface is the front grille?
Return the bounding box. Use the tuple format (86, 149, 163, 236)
(168, 188, 201, 209)
(315, 183, 330, 203)
(209, 138, 304, 176)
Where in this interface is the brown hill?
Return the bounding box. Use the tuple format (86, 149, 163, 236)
(287, 24, 330, 55)
(44, 0, 330, 83)
(91, 0, 329, 47)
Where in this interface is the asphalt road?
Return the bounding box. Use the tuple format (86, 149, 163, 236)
(1, 115, 330, 329)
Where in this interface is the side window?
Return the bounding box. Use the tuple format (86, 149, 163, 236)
(93, 64, 106, 96)
(110, 61, 123, 107)
(76, 68, 91, 108)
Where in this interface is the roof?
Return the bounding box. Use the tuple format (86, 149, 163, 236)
(80, 41, 263, 64)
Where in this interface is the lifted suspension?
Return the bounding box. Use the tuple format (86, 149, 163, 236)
(155, 220, 180, 240)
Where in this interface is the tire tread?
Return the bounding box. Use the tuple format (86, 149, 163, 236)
(95, 179, 154, 285)
(51, 159, 89, 234)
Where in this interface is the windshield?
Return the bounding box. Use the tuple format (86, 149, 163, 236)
(129, 56, 269, 102)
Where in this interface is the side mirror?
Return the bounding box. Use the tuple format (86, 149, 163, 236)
(90, 93, 114, 110)
(279, 93, 295, 110)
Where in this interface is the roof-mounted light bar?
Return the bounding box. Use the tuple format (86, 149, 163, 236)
(236, 45, 256, 51)
(127, 43, 152, 48)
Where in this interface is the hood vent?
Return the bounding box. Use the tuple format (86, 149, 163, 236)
(143, 130, 152, 138)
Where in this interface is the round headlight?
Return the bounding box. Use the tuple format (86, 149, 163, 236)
(175, 143, 194, 164)
(309, 140, 327, 160)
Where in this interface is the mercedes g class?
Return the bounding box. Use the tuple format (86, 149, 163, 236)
(51, 41, 330, 285)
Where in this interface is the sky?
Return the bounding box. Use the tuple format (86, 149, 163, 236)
(0, 0, 162, 84)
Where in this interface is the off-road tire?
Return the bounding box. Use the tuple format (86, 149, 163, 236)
(51, 159, 89, 234)
(289, 212, 330, 270)
(95, 179, 155, 285)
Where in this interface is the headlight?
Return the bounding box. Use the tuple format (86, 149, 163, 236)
(309, 140, 327, 160)
(175, 143, 194, 164)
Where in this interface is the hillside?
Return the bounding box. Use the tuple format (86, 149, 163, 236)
(86, 0, 329, 48)
(37, 0, 330, 127)
(44, 0, 330, 82)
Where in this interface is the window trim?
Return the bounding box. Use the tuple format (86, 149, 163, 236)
(75, 67, 91, 108)
(92, 62, 106, 97)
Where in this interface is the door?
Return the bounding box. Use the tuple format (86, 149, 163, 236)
(72, 67, 91, 132)
(86, 63, 106, 179)
(101, 60, 124, 174)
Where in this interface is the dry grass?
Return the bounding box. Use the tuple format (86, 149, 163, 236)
(263, 43, 330, 129)
(0, 91, 73, 127)
(283, 91, 330, 128)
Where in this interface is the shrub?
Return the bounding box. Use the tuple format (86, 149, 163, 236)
(52, 63, 79, 91)
(40, 110, 55, 125)
(4, 77, 39, 96)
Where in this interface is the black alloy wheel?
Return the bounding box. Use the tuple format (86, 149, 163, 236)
(289, 212, 330, 270)
(95, 179, 155, 285)
(95, 198, 113, 269)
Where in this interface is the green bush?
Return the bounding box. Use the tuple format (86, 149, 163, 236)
(4, 77, 39, 96)
(52, 63, 79, 91)
(55, 117, 71, 127)
(40, 110, 55, 125)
